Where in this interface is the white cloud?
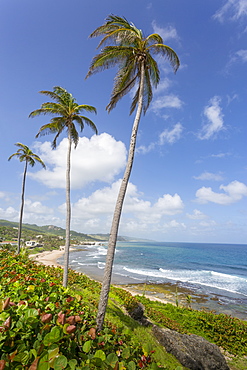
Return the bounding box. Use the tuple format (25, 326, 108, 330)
(213, 0, 247, 22)
(210, 152, 231, 158)
(163, 220, 186, 229)
(136, 123, 183, 154)
(226, 49, 247, 71)
(66, 180, 184, 233)
(154, 78, 171, 95)
(152, 21, 180, 42)
(24, 199, 54, 215)
(151, 94, 183, 112)
(159, 123, 183, 144)
(0, 207, 19, 221)
(30, 133, 126, 189)
(196, 180, 247, 205)
(193, 172, 224, 181)
(186, 209, 208, 220)
(0, 192, 5, 199)
(198, 96, 224, 140)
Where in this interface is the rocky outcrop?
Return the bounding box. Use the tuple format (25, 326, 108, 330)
(152, 325, 230, 370)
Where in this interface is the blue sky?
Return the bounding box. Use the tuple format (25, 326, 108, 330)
(0, 0, 246, 244)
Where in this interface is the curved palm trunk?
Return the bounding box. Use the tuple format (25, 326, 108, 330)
(17, 161, 28, 254)
(96, 63, 145, 331)
(63, 129, 72, 287)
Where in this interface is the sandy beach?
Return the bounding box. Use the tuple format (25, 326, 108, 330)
(29, 249, 65, 267)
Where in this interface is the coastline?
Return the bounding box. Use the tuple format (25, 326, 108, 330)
(29, 249, 247, 320)
(29, 249, 65, 267)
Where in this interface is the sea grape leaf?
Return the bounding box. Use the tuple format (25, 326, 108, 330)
(106, 353, 118, 367)
(68, 359, 77, 370)
(94, 349, 106, 361)
(122, 347, 130, 359)
(127, 361, 136, 370)
(82, 340, 92, 353)
(54, 355, 67, 370)
(43, 326, 62, 346)
(37, 351, 49, 370)
(28, 357, 39, 370)
(12, 351, 29, 364)
(24, 308, 39, 319)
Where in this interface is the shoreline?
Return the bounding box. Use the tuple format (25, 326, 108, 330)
(29, 249, 247, 321)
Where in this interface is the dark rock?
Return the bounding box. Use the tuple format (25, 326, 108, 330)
(152, 326, 230, 370)
(128, 301, 145, 321)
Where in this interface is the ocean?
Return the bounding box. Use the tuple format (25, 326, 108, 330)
(58, 241, 247, 320)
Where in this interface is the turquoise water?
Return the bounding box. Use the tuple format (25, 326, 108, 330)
(59, 241, 247, 319)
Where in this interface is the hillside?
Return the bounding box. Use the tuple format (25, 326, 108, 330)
(0, 219, 153, 244)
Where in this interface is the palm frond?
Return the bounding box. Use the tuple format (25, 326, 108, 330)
(70, 124, 80, 148)
(75, 105, 97, 115)
(146, 54, 160, 87)
(79, 116, 98, 134)
(148, 44, 180, 73)
(86, 46, 132, 78)
(145, 33, 163, 46)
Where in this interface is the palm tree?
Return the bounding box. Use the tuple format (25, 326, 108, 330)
(8, 143, 46, 254)
(86, 15, 180, 331)
(29, 86, 97, 287)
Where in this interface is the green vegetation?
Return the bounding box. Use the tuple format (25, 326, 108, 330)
(0, 250, 246, 369)
(0, 250, 183, 369)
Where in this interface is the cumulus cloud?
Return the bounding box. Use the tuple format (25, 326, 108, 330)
(213, 0, 247, 22)
(163, 220, 186, 229)
(196, 180, 247, 205)
(193, 172, 224, 181)
(136, 123, 183, 154)
(30, 133, 126, 189)
(0, 207, 19, 221)
(64, 180, 184, 233)
(152, 21, 180, 42)
(151, 94, 183, 112)
(198, 96, 225, 140)
(159, 123, 183, 144)
(0, 199, 59, 225)
(186, 209, 208, 220)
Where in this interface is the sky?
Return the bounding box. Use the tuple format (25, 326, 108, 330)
(0, 0, 246, 244)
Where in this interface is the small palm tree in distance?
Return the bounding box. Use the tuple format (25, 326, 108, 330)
(8, 143, 46, 254)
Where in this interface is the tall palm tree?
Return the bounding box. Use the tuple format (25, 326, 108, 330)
(29, 86, 97, 287)
(86, 15, 180, 331)
(8, 143, 46, 254)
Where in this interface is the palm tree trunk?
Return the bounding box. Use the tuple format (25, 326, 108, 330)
(63, 129, 72, 287)
(96, 63, 145, 331)
(17, 161, 28, 254)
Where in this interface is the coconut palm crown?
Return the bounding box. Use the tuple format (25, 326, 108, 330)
(29, 86, 97, 148)
(86, 15, 180, 114)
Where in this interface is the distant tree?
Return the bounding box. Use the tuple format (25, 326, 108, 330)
(29, 86, 97, 287)
(86, 15, 180, 331)
(8, 143, 46, 254)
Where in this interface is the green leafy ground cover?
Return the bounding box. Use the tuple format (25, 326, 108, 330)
(0, 250, 246, 369)
(0, 250, 183, 369)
